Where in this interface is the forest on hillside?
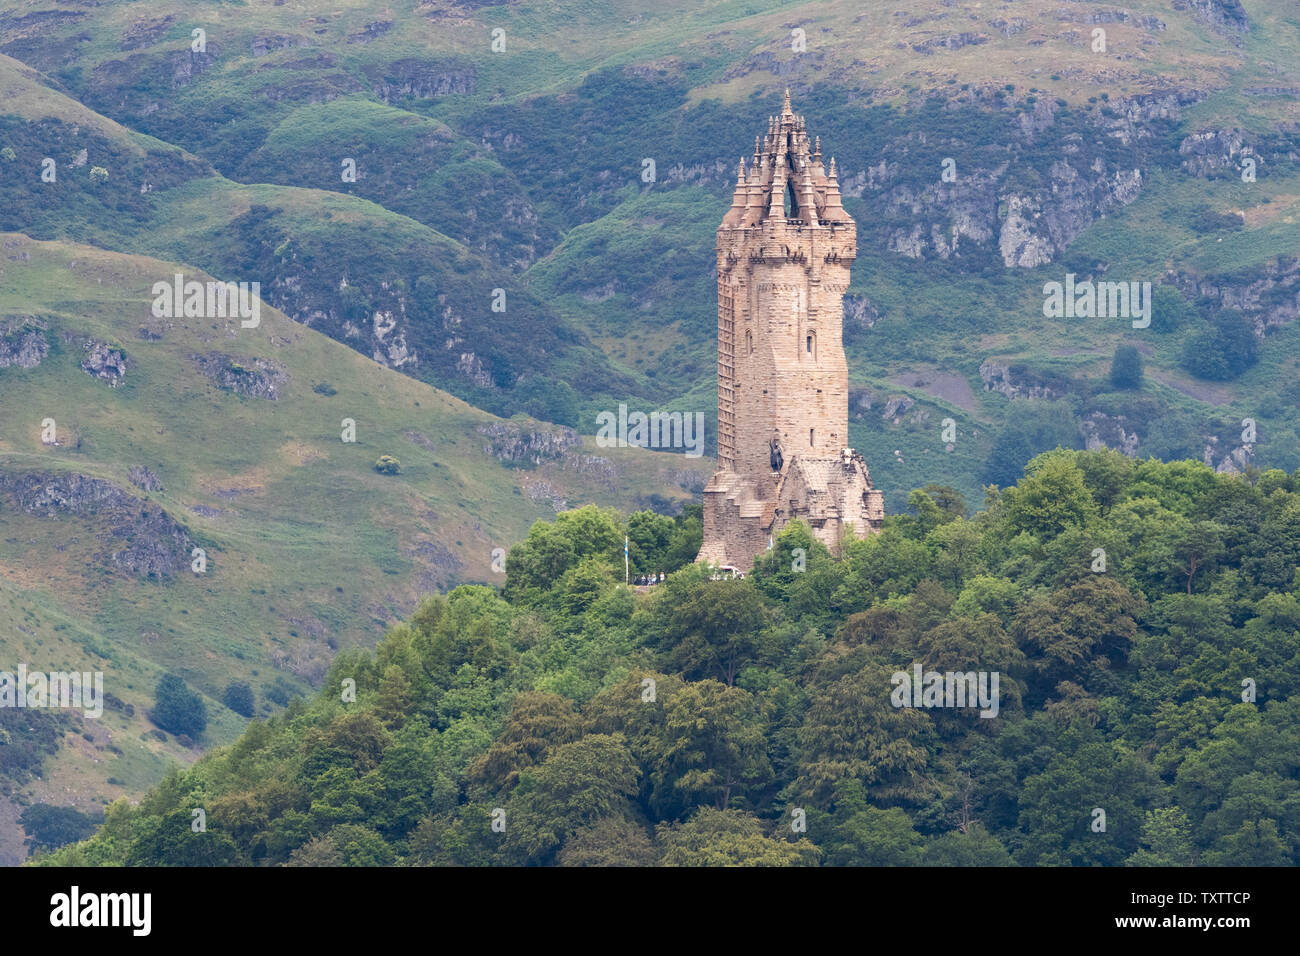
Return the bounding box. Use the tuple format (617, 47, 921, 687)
(36, 449, 1300, 866)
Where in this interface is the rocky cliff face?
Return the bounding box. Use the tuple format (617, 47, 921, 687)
(79, 340, 128, 385)
(0, 317, 48, 369)
(0, 471, 196, 579)
(1169, 256, 1300, 335)
(477, 421, 580, 466)
(191, 354, 287, 399)
(845, 90, 1202, 269)
(979, 360, 1065, 400)
(1081, 412, 1141, 456)
(365, 58, 477, 101)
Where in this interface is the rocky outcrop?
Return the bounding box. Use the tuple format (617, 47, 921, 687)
(128, 465, 164, 492)
(1081, 412, 1141, 456)
(476, 421, 579, 465)
(912, 33, 989, 54)
(0, 471, 195, 579)
(568, 454, 618, 488)
(80, 340, 128, 386)
(191, 354, 287, 399)
(979, 360, 1065, 400)
(365, 58, 476, 101)
(843, 294, 883, 329)
(372, 310, 417, 369)
(120, 15, 174, 51)
(0, 318, 48, 369)
(1168, 256, 1300, 334)
(1179, 129, 1248, 177)
(1203, 436, 1253, 474)
(880, 395, 915, 423)
(251, 34, 311, 57)
(347, 21, 392, 44)
(1172, 0, 1248, 33)
(521, 479, 567, 511)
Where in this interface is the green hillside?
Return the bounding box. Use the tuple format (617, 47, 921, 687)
(33, 451, 1300, 867)
(2, 0, 1300, 865)
(0, 233, 705, 861)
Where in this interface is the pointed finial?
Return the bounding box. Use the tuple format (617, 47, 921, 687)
(783, 87, 792, 114)
(737, 157, 747, 180)
(829, 156, 837, 178)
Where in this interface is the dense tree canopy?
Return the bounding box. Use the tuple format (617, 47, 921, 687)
(39, 451, 1300, 867)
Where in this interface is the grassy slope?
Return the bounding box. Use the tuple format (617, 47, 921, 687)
(0, 232, 706, 845)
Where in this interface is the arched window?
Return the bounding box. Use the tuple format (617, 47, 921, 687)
(745, 329, 753, 354)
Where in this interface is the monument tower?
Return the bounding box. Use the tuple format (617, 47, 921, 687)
(697, 90, 884, 571)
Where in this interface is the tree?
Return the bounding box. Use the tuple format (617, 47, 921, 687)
(650, 680, 771, 817)
(825, 805, 924, 866)
(1002, 453, 1100, 540)
(222, 681, 255, 718)
(923, 823, 1016, 866)
(982, 400, 1079, 487)
(1109, 344, 1143, 389)
(151, 674, 207, 738)
(467, 691, 582, 793)
(559, 817, 657, 867)
(657, 808, 819, 866)
(20, 804, 101, 853)
(1181, 310, 1257, 381)
(1126, 807, 1196, 866)
(657, 577, 764, 685)
(1174, 521, 1226, 594)
(373, 455, 401, 475)
(1149, 284, 1192, 334)
(793, 660, 933, 805)
(503, 734, 640, 864)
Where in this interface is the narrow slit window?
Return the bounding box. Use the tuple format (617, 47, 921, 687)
(810, 428, 815, 447)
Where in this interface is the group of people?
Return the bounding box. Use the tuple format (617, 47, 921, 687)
(633, 572, 666, 586)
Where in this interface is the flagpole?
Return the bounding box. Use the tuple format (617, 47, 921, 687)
(625, 536, 629, 585)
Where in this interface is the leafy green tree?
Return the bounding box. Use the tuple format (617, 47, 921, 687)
(923, 823, 1016, 866)
(504, 505, 623, 602)
(559, 817, 657, 866)
(657, 808, 819, 866)
(1150, 286, 1192, 333)
(1013, 576, 1146, 695)
(825, 805, 924, 866)
(1203, 819, 1290, 866)
(650, 680, 771, 817)
(151, 674, 207, 738)
(627, 510, 676, 574)
(504, 733, 641, 865)
(468, 691, 582, 793)
(793, 659, 933, 805)
(1110, 344, 1143, 389)
(1181, 310, 1257, 381)
(1002, 453, 1099, 540)
(653, 577, 765, 685)
(1126, 807, 1196, 866)
(20, 804, 101, 853)
(223, 681, 255, 718)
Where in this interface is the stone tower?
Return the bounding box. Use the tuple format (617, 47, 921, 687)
(697, 90, 884, 571)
